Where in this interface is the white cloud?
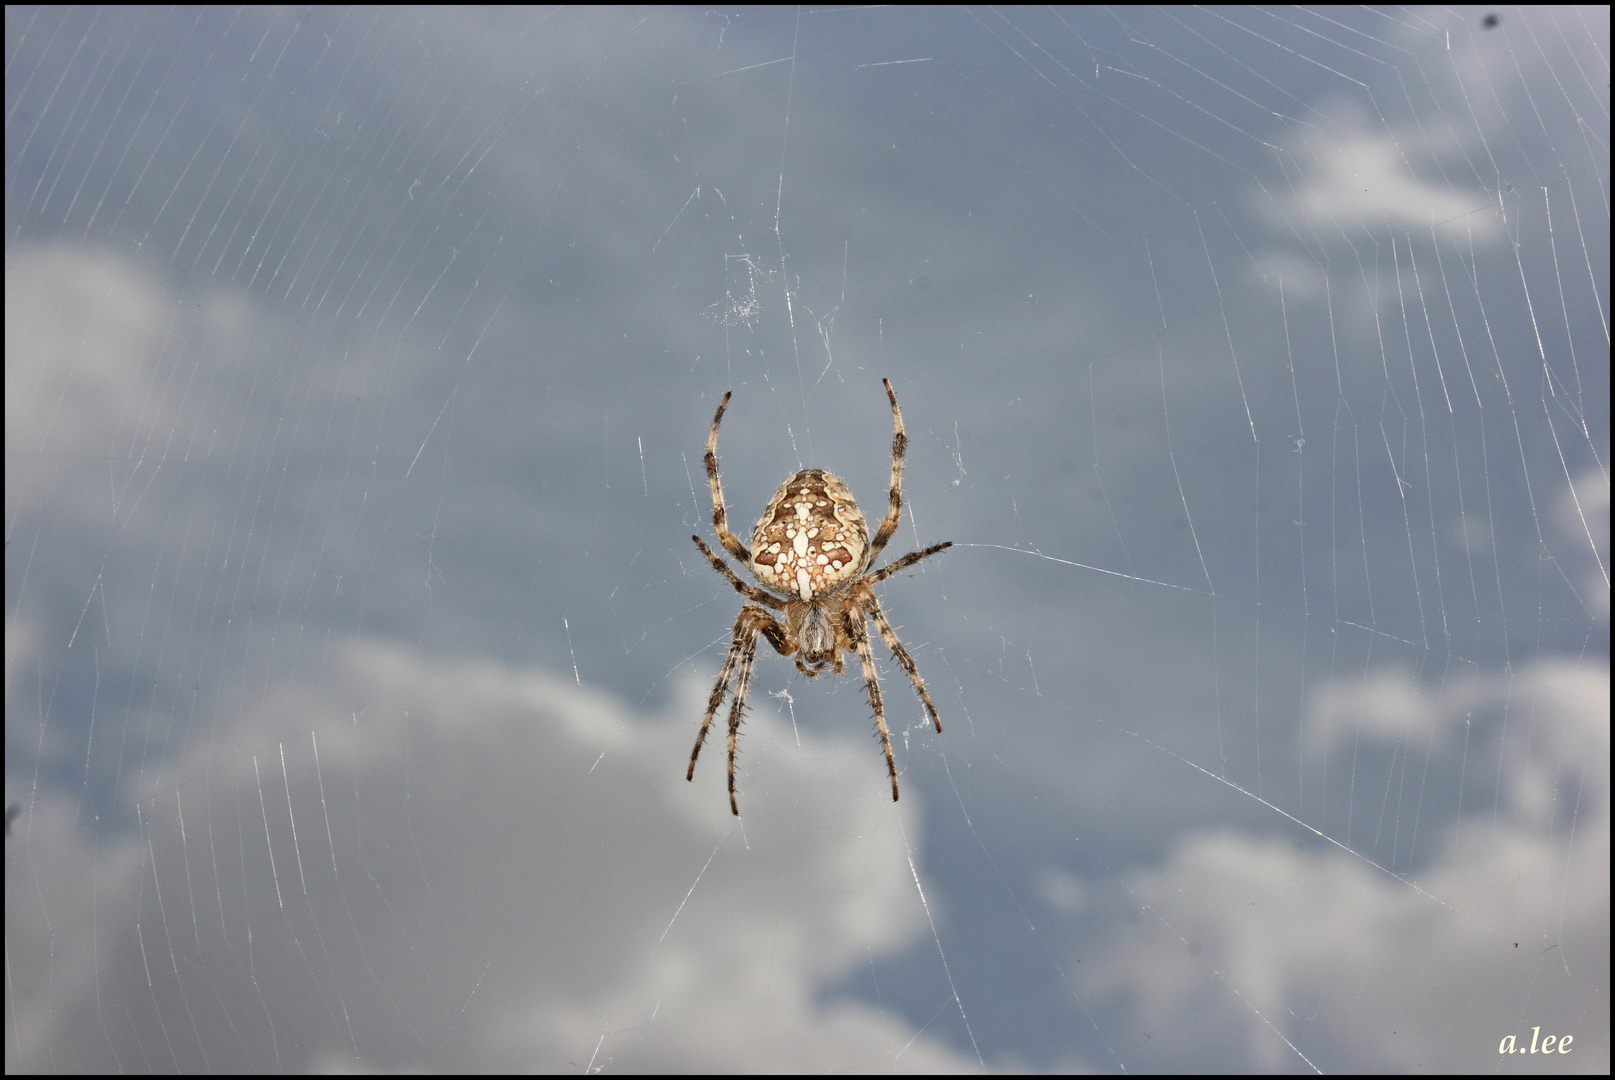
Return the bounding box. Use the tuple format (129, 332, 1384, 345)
(1079, 660, 1609, 1072)
(6, 637, 982, 1073)
(1255, 98, 1503, 245)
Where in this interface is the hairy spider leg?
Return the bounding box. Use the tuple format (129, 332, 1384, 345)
(688, 604, 780, 814)
(863, 587, 945, 734)
(703, 392, 751, 566)
(846, 604, 901, 801)
(866, 378, 908, 563)
(692, 534, 785, 610)
(869, 541, 952, 586)
(722, 605, 774, 815)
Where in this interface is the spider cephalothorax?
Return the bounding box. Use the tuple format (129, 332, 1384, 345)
(688, 379, 950, 815)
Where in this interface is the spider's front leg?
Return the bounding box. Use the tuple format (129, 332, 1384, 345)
(845, 606, 901, 802)
(865, 593, 944, 734)
(689, 604, 786, 815)
(689, 605, 762, 781)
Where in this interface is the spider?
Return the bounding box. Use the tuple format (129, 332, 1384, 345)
(688, 379, 951, 815)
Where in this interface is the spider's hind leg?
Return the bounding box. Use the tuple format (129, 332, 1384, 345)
(703, 392, 751, 565)
(867, 378, 908, 563)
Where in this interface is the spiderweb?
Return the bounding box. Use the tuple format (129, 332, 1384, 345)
(7, 7, 1607, 1072)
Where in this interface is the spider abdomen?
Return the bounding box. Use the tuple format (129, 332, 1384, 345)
(749, 469, 869, 601)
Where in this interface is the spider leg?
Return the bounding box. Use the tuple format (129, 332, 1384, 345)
(704, 392, 752, 566)
(869, 540, 951, 585)
(693, 535, 785, 610)
(866, 378, 908, 562)
(724, 607, 775, 816)
(864, 590, 944, 733)
(846, 606, 901, 801)
(689, 605, 774, 802)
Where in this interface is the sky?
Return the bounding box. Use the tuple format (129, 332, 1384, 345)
(6, 5, 1609, 1073)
